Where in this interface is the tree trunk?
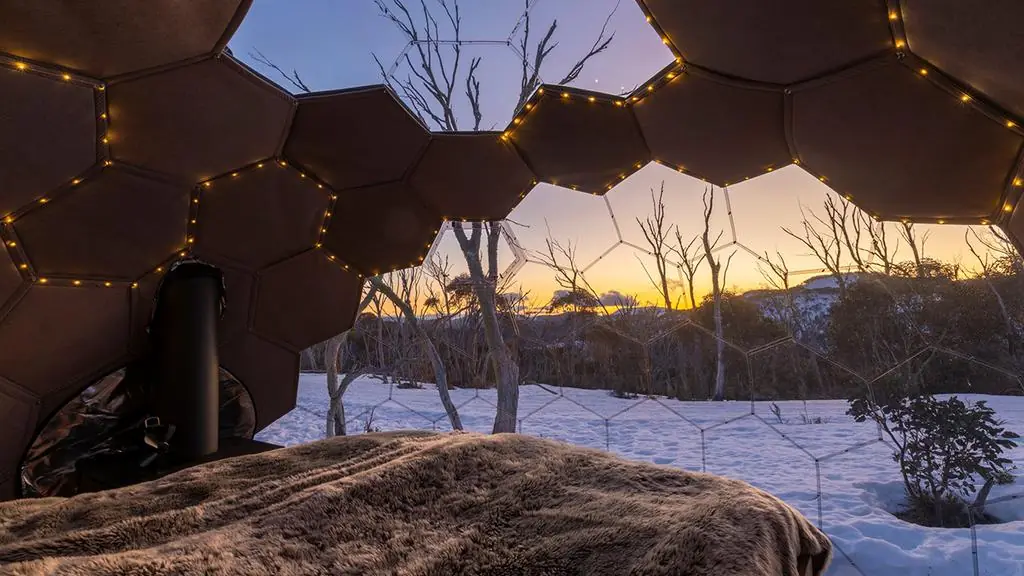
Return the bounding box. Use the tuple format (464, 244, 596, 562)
(325, 332, 345, 436)
(453, 223, 520, 433)
(712, 287, 726, 401)
(368, 276, 463, 430)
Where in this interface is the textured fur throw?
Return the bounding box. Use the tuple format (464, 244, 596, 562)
(0, 431, 831, 575)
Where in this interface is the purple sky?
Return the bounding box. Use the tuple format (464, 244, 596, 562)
(229, 0, 982, 307)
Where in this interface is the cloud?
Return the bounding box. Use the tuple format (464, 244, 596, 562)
(599, 291, 638, 307)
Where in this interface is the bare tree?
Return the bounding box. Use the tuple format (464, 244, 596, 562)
(637, 182, 676, 310)
(966, 228, 1021, 365)
(367, 273, 463, 430)
(866, 220, 900, 276)
(370, 0, 617, 432)
(899, 221, 930, 278)
(699, 187, 735, 401)
(452, 222, 519, 432)
(782, 195, 853, 297)
(672, 230, 705, 310)
(535, 232, 606, 315)
(325, 284, 380, 436)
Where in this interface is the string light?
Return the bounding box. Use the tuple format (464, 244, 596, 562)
(588, 96, 595, 102)
(895, 40, 905, 49)
(3, 216, 12, 224)
(937, 219, 946, 224)
(100, 113, 106, 120)
(279, 160, 287, 167)
(1004, 204, 1014, 213)
(1008, 121, 1017, 128)
(104, 282, 112, 287)
(561, 92, 569, 99)
(39, 198, 48, 204)
(257, 163, 264, 168)
(918, 68, 928, 76)
(203, 181, 211, 188)
(19, 264, 27, 270)
(960, 94, 971, 103)
(38, 278, 48, 284)
(537, 88, 544, 95)
(889, 11, 898, 20)
(6, 241, 14, 248)
(187, 237, 194, 244)
(62, 73, 71, 81)
(1014, 178, 1023, 187)
(72, 178, 81, 185)
(72, 280, 81, 286)
(819, 176, 827, 182)
(231, 172, 238, 178)
(14, 62, 26, 71)
(131, 282, 138, 289)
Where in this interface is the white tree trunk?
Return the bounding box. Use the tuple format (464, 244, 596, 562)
(453, 223, 519, 433)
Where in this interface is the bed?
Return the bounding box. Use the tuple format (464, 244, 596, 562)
(0, 431, 831, 575)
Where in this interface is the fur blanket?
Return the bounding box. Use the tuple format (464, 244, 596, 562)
(0, 432, 832, 576)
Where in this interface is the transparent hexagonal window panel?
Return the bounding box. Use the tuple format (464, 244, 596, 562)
(521, 0, 673, 95)
(517, 395, 608, 450)
(510, 182, 620, 272)
(231, 1, 533, 94)
(703, 416, 820, 522)
(647, 322, 753, 425)
(606, 398, 704, 471)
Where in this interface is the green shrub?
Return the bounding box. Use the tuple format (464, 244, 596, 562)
(848, 394, 1019, 527)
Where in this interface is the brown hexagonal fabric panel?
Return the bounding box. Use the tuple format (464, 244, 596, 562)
(410, 132, 536, 221)
(14, 166, 190, 280)
(253, 250, 362, 352)
(0, 379, 38, 486)
(219, 265, 256, 347)
(0, 248, 22, 314)
(284, 87, 430, 191)
(0, 1, 251, 79)
(792, 59, 1023, 219)
(640, 0, 893, 85)
(107, 55, 293, 184)
(194, 163, 329, 270)
(633, 70, 790, 186)
(903, 0, 1024, 120)
(510, 89, 650, 194)
(324, 181, 442, 275)
(0, 67, 96, 219)
(219, 332, 299, 430)
(0, 284, 130, 401)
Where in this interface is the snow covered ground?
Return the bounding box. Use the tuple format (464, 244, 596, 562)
(257, 374, 1024, 576)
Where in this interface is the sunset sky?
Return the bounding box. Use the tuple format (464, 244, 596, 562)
(229, 0, 992, 308)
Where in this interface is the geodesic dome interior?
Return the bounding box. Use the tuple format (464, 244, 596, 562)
(1, 0, 1024, 511)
